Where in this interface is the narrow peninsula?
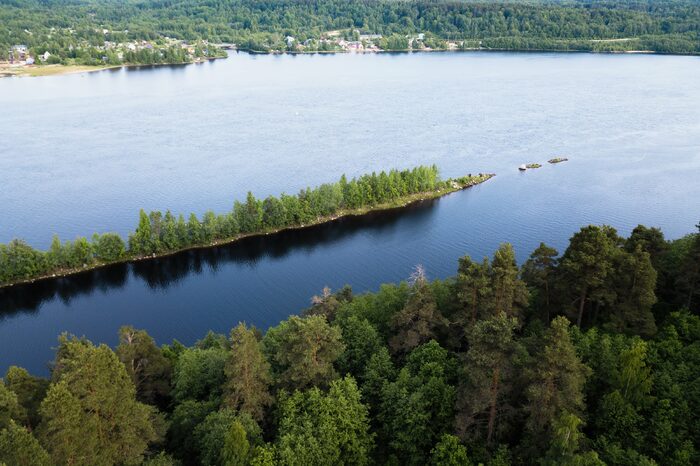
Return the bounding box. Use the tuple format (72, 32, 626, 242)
(0, 166, 494, 288)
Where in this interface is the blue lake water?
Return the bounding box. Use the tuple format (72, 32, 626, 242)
(1, 51, 699, 375)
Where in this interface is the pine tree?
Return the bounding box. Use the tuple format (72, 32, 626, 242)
(491, 243, 529, 321)
(264, 315, 345, 390)
(524, 317, 591, 445)
(116, 326, 173, 407)
(223, 323, 273, 421)
(608, 246, 657, 337)
(457, 313, 519, 446)
(130, 209, 154, 255)
(38, 337, 156, 465)
(0, 383, 25, 429)
(521, 242, 558, 321)
(389, 266, 447, 355)
(560, 226, 617, 327)
(0, 420, 51, 466)
(3, 366, 48, 429)
(456, 255, 491, 326)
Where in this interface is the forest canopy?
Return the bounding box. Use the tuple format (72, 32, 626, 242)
(1, 221, 699, 465)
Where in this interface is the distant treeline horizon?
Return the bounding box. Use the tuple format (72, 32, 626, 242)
(1, 0, 698, 65)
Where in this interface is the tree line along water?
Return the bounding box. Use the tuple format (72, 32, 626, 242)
(0, 166, 492, 286)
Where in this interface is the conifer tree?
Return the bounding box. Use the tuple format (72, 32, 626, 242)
(491, 243, 529, 320)
(456, 255, 491, 326)
(38, 337, 156, 466)
(223, 323, 273, 421)
(389, 266, 447, 355)
(264, 315, 345, 390)
(521, 242, 558, 321)
(457, 312, 519, 446)
(609, 246, 657, 337)
(0, 420, 51, 466)
(560, 226, 617, 327)
(116, 326, 173, 407)
(524, 317, 591, 444)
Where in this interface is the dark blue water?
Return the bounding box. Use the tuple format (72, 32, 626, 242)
(1, 52, 699, 375)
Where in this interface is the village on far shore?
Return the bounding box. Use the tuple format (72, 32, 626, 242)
(1, 27, 474, 76)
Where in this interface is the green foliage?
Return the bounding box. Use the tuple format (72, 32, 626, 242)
(92, 232, 126, 262)
(2, 222, 699, 464)
(389, 266, 448, 355)
(116, 326, 173, 407)
(167, 399, 218, 463)
(560, 225, 618, 327)
(276, 376, 373, 466)
(540, 413, 604, 466)
(524, 317, 591, 450)
(0, 166, 449, 286)
(172, 347, 228, 403)
(3, 366, 48, 429)
(430, 434, 472, 466)
(0, 383, 24, 430)
(194, 409, 261, 466)
(264, 315, 345, 390)
(0, 420, 51, 466)
(38, 336, 156, 466)
(223, 323, 273, 421)
(1, 0, 699, 63)
(222, 420, 251, 466)
(457, 313, 520, 446)
(379, 341, 458, 465)
(522, 242, 559, 321)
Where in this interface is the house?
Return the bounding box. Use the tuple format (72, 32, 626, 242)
(9, 44, 28, 63)
(285, 36, 295, 47)
(41, 51, 51, 62)
(25, 56, 35, 65)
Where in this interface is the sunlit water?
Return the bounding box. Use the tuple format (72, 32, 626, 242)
(1, 51, 698, 375)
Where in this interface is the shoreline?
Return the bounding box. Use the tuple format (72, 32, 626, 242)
(2, 45, 696, 78)
(0, 55, 224, 78)
(0, 173, 495, 289)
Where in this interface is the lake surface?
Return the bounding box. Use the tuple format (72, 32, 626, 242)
(1, 51, 699, 375)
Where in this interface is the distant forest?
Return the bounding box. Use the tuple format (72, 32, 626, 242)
(1, 222, 699, 465)
(0, 0, 698, 63)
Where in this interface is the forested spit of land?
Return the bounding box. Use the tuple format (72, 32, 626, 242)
(0, 166, 489, 286)
(1, 221, 699, 465)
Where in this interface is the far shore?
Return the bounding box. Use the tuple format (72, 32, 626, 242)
(2, 45, 695, 78)
(0, 173, 495, 289)
(0, 56, 222, 78)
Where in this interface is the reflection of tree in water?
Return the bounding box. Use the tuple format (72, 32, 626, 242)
(1, 198, 439, 316)
(0, 264, 128, 318)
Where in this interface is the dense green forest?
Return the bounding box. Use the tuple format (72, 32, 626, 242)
(1, 0, 698, 64)
(0, 166, 490, 286)
(0, 222, 699, 465)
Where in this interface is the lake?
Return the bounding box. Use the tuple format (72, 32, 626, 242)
(1, 51, 699, 375)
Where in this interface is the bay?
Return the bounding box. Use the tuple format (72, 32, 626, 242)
(1, 51, 698, 375)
